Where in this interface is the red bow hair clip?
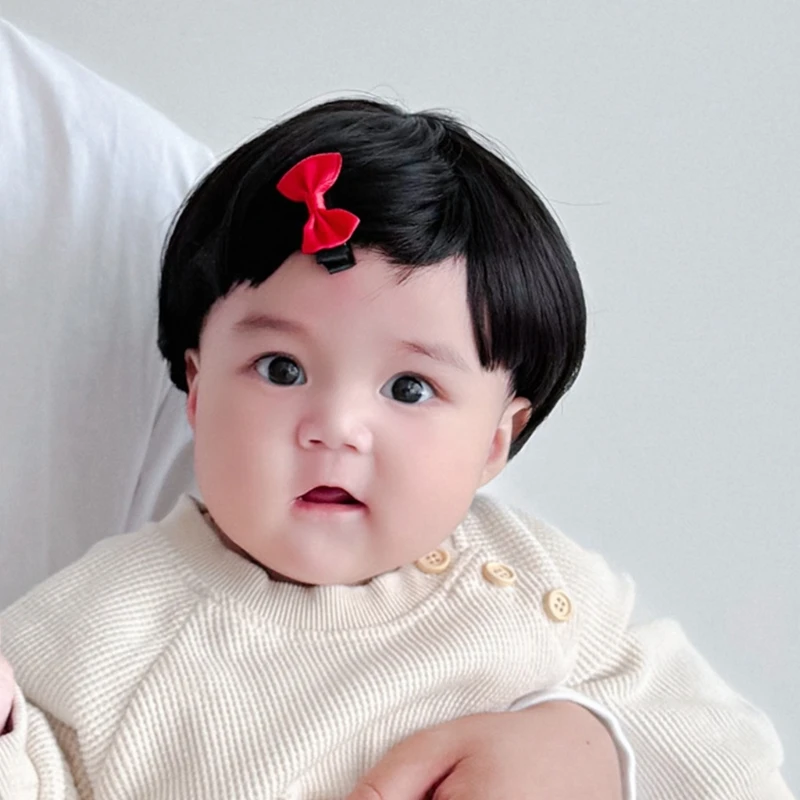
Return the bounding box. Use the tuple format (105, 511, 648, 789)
(276, 152, 360, 272)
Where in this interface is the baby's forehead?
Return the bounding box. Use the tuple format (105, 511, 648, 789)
(226, 252, 468, 328)
(204, 252, 482, 367)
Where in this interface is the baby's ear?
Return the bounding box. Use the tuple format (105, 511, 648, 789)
(509, 397, 532, 443)
(184, 350, 201, 430)
(480, 396, 532, 486)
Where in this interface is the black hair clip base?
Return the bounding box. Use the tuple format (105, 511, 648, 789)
(315, 243, 356, 274)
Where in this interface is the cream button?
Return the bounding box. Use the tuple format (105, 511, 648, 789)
(543, 589, 573, 622)
(414, 548, 451, 575)
(481, 561, 517, 588)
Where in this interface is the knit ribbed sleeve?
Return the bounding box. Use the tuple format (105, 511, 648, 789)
(0, 686, 78, 798)
(505, 504, 793, 799)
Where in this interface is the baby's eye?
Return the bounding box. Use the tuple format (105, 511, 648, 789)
(380, 374, 435, 404)
(254, 355, 306, 386)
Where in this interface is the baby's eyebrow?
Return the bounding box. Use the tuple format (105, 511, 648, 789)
(399, 340, 472, 373)
(233, 313, 305, 336)
(232, 313, 471, 372)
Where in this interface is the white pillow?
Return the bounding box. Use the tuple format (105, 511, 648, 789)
(0, 20, 214, 606)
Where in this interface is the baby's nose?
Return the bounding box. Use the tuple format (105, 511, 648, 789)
(296, 403, 373, 454)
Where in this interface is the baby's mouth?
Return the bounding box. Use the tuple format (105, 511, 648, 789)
(299, 486, 364, 506)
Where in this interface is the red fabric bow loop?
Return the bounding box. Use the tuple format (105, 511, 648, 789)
(276, 152, 360, 254)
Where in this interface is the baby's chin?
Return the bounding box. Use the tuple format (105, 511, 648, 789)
(217, 533, 387, 586)
(260, 559, 393, 587)
(207, 512, 401, 586)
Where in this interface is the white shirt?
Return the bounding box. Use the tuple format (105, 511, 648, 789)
(0, 19, 213, 607)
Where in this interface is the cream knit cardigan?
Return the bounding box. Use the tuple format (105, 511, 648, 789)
(0, 495, 792, 799)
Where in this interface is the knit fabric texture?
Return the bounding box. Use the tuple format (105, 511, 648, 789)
(0, 495, 791, 799)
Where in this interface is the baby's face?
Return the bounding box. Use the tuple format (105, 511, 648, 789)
(185, 249, 529, 585)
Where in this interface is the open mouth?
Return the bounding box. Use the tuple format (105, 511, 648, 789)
(299, 486, 364, 506)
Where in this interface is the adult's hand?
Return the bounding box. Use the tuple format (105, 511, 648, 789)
(346, 701, 623, 800)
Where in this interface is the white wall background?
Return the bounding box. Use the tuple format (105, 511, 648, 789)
(3, 0, 798, 789)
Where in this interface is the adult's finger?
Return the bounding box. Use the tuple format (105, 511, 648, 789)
(346, 725, 464, 800)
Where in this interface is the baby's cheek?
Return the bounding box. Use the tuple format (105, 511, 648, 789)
(428, 429, 491, 486)
(398, 442, 480, 522)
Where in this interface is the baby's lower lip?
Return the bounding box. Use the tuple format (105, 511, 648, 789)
(292, 498, 367, 516)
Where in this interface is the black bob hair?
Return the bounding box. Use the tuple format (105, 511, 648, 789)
(158, 98, 586, 460)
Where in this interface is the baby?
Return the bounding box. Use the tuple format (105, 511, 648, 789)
(0, 98, 791, 799)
